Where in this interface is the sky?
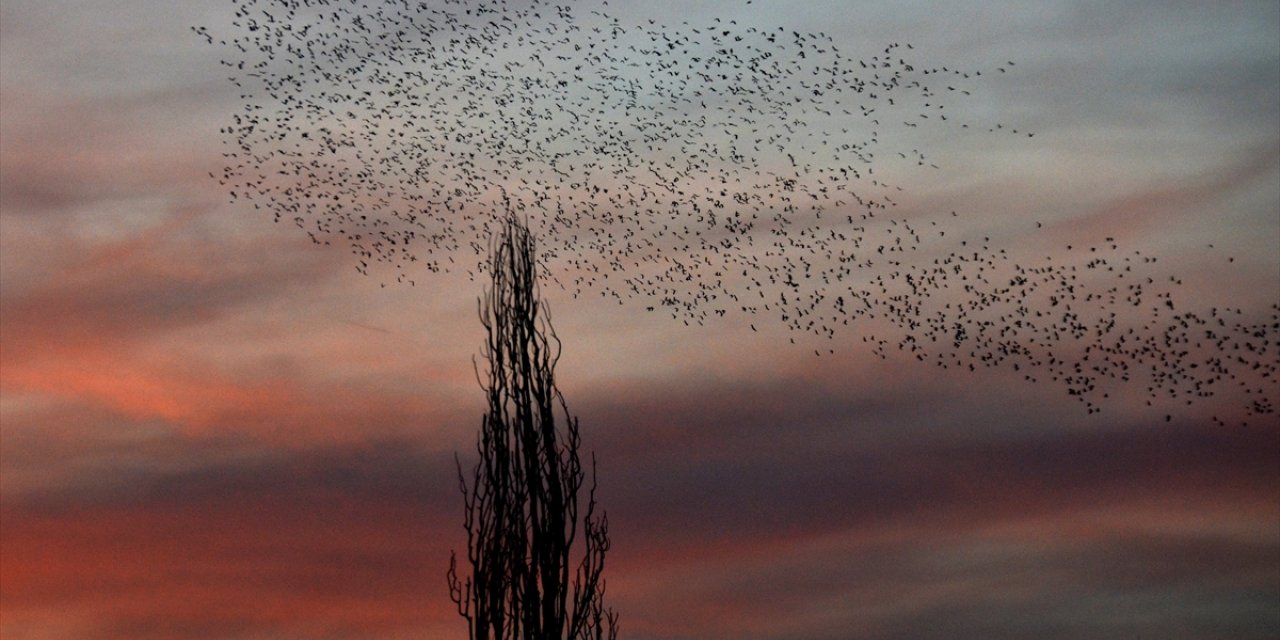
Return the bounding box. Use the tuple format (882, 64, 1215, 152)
(1, 0, 1278, 639)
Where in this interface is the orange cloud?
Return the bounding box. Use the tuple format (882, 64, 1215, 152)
(1, 491, 461, 639)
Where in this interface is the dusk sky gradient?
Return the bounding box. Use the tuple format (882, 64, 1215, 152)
(1, 1, 1278, 639)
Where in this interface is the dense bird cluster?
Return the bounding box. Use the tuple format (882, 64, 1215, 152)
(203, 0, 1277, 422)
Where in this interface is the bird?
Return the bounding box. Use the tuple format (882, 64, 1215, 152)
(201, 0, 1278, 425)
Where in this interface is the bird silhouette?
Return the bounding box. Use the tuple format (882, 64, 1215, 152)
(202, 0, 1278, 424)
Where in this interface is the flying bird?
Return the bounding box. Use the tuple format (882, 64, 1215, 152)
(204, 0, 1278, 424)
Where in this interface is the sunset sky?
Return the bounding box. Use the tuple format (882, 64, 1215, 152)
(2, 1, 1278, 639)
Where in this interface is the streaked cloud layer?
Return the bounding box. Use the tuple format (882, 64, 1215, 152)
(1, 0, 1276, 638)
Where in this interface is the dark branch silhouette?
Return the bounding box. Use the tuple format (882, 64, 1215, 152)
(449, 214, 617, 640)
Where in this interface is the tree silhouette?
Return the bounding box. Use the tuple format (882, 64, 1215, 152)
(449, 214, 617, 640)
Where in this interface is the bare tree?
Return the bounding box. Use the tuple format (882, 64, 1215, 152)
(449, 214, 617, 640)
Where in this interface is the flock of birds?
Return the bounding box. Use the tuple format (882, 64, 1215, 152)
(202, 0, 1277, 424)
